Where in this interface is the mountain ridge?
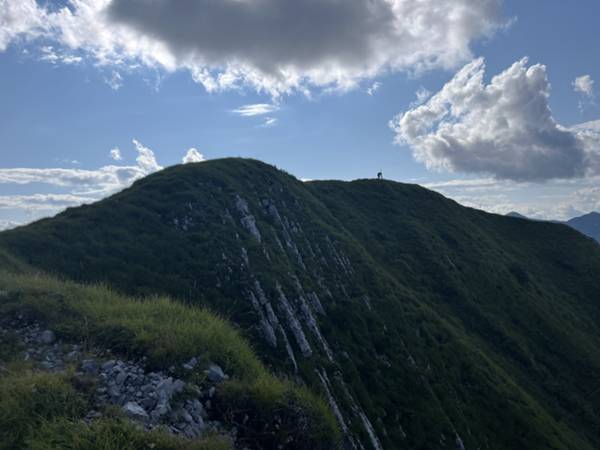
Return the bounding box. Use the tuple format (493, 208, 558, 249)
(567, 212, 600, 243)
(2, 158, 600, 450)
(505, 210, 600, 243)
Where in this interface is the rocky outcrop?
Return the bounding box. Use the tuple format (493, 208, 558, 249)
(262, 198, 306, 268)
(306, 291, 325, 316)
(224, 194, 384, 446)
(235, 195, 262, 242)
(247, 280, 281, 349)
(248, 289, 278, 348)
(297, 294, 333, 361)
(316, 368, 364, 450)
(276, 284, 312, 357)
(335, 372, 384, 450)
(1, 318, 233, 444)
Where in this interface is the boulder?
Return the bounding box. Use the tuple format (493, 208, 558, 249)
(172, 379, 186, 394)
(182, 356, 198, 370)
(101, 360, 116, 371)
(206, 364, 226, 383)
(156, 378, 174, 401)
(115, 370, 127, 386)
(122, 402, 149, 421)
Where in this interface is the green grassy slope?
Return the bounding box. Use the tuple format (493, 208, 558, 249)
(309, 179, 600, 448)
(1, 158, 600, 450)
(0, 367, 230, 450)
(0, 268, 339, 450)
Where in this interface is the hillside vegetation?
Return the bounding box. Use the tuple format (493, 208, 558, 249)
(1, 158, 600, 449)
(0, 261, 339, 450)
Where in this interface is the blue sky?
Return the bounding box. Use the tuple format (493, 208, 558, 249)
(1, 0, 600, 228)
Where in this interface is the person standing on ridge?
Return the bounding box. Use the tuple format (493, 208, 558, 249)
(377, 171, 383, 179)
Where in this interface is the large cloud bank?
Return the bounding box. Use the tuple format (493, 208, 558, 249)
(0, 0, 505, 95)
(390, 58, 600, 181)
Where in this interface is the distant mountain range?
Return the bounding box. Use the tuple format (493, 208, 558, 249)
(567, 212, 600, 243)
(2, 159, 600, 449)
(507, 211, 600, 243)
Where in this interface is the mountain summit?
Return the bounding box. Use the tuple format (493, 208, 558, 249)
(2, 158, 600, 449)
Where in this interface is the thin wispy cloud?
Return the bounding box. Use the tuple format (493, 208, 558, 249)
(105, 71, 123, 91)
(0, 194, 93, 211)
(366, 82, 381, 96)
(232, 104, 279, 117)
(54, 158, 80, 165)
(423, 178, 501, 190)
(0, 139, 162, 226)
(262, 117, 278, 127)
(409, 87, 432, 107)
(0, 141, 160, 192)
(425, 175, 600, 221)
(39, 46, 82, 65)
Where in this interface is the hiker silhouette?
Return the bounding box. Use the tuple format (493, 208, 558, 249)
(377, 171, 383, 179)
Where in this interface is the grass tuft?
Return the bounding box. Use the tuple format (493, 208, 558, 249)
(0, 370, 84, 450)
(26, 418, 231, 450)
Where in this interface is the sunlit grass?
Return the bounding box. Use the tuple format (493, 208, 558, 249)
(0, 270, 341, 449)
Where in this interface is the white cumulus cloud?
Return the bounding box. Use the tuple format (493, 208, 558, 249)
(182, 148, 205, 164)
(132, 139, 162, 173)
(0, 0, 47, 52)
(390, 58, 600, 182)
(0, 0, 507, 96)
(109, 147, 122, 161)
(573, 75, 595, 98)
